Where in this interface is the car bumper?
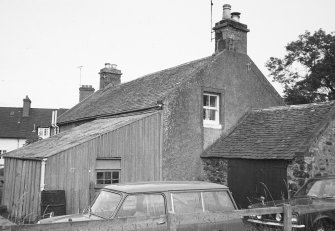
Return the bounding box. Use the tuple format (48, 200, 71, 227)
(247, 219, 305, 229)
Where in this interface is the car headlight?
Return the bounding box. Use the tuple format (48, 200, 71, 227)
(275, 213, 282, 222)
(291, 214, 298, 223)
(256, 215, 262, 219)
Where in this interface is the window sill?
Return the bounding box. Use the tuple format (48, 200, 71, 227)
(203, 123, 222, 129)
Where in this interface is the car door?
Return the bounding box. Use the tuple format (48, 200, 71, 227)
(114, 193, 168, 231)
(201, 190, 244, 231)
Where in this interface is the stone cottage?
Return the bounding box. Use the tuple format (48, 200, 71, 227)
(3, 4, 283, 219)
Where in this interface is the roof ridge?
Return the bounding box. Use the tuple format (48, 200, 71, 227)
(298, 102, 335, 152)
(251, 100, 335, 112)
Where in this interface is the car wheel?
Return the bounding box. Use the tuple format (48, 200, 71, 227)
(314, 220, 334, 231)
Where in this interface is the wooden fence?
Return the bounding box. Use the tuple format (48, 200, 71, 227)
(2, 204, 335, 231)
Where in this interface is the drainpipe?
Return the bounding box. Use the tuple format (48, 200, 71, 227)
(40, 158, 47, 191)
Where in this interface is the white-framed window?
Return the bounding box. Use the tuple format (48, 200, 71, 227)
(38, 127, 50, 139)
(203, 93, 221, 128)
(96, 159, 121, 186)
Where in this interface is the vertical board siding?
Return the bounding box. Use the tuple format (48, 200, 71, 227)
(2, 158, 41, 222)
(6, 112, 163, 218)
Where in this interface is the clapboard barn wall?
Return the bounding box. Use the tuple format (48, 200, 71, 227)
(2, 158, 41, 222)
(44, 112, 162, 215)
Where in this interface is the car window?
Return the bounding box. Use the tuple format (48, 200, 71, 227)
(172, 192, 203, 214)
(116, 194, 165, 218)
(90, 191, 121, 218)
(203, 191, 235, 212)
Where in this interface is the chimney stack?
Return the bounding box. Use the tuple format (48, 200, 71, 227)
(23, 95, 31, 117)
(213, 4, 249, 54)
(79, 85, 95, 102)
(99, 63, 122, 89)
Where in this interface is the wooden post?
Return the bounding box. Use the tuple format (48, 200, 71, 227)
(167, 212, 177, 231)
(283, 204, 292, 231)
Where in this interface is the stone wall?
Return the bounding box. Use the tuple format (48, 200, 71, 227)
(201, 158, 228, 185)
(287, 120, 335, 193)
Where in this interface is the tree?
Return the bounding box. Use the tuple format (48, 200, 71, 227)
(266, 29, 335, 105)
(24, 131, 42, 146)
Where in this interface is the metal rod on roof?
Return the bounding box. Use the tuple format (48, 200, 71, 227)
(211, 0, 213, 41)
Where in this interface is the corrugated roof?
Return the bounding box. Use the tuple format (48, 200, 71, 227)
(202, 101, 335, 160)
(58, 55, 216, 124)
(0, 107, 67, 139)
(4, 113, 156, 159)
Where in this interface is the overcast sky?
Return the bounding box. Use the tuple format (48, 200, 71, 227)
(0, 0, 334, 109)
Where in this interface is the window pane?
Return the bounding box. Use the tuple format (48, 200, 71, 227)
(210, 110, 216, 121)
(204, 109, 211, 120)
(203, 95, 209, 106)
(203, 191, 235, 212)
(105, 179, 111, 184)
(97, 172, 103, 180)
(112, 171, 119, 179)
(97, 179, 104, 184)
(91, 191, 121, 218)
(112, 179, 119, 184)
(210, 96, 217, 107)
(105, 172, 112, 179)
(172, 192, 202, 214)
(117, 194, 165, 218)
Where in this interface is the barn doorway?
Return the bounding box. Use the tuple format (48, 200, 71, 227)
(228, 159, 288, 209)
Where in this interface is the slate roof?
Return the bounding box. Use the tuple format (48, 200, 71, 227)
(0, 107, 67, 139)
(202, 101, 335, 160)
(58, 55, 216, 124)
(4, 112, 156, 159)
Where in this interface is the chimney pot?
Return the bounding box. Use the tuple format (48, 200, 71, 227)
(231, 12, 241, 22)
(222, 4, 231, 20)
(105, 63, 112, 69)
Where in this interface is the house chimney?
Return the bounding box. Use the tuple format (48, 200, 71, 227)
(213, 4, 249, 54)
(23, 95, 31, 117)
(99, 63, 122, 89)
(79, 85, 95, 102)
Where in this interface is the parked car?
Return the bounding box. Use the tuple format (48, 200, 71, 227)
(38, 181, 244, 230)
(246, 175, 335, 231)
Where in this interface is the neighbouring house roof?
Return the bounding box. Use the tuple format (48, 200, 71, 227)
(4, 112, 157, 160)
(0, 107, 67, 139)
(202, 101, 335, 160)
(58, 50, 283, 125)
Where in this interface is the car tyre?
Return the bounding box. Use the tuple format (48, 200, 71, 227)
(314, 220, 334, 231)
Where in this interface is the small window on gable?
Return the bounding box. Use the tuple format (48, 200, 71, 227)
(96, 159, 121, 186)
(203, 93, 221, 128)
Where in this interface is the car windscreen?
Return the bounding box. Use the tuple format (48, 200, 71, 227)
(294, 178, 335, 198)
(90, 190, 122, 218)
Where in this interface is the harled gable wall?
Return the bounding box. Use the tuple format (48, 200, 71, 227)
(161, 51, 284, 181)
(202, 51, 284, 150)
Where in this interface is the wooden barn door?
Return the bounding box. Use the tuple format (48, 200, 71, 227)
(228, 159, 288, 209)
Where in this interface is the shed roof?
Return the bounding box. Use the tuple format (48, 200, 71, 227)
(0, 107, 67, 139)
(4, 112, 156, 160)
(202, 101, 335, 160)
